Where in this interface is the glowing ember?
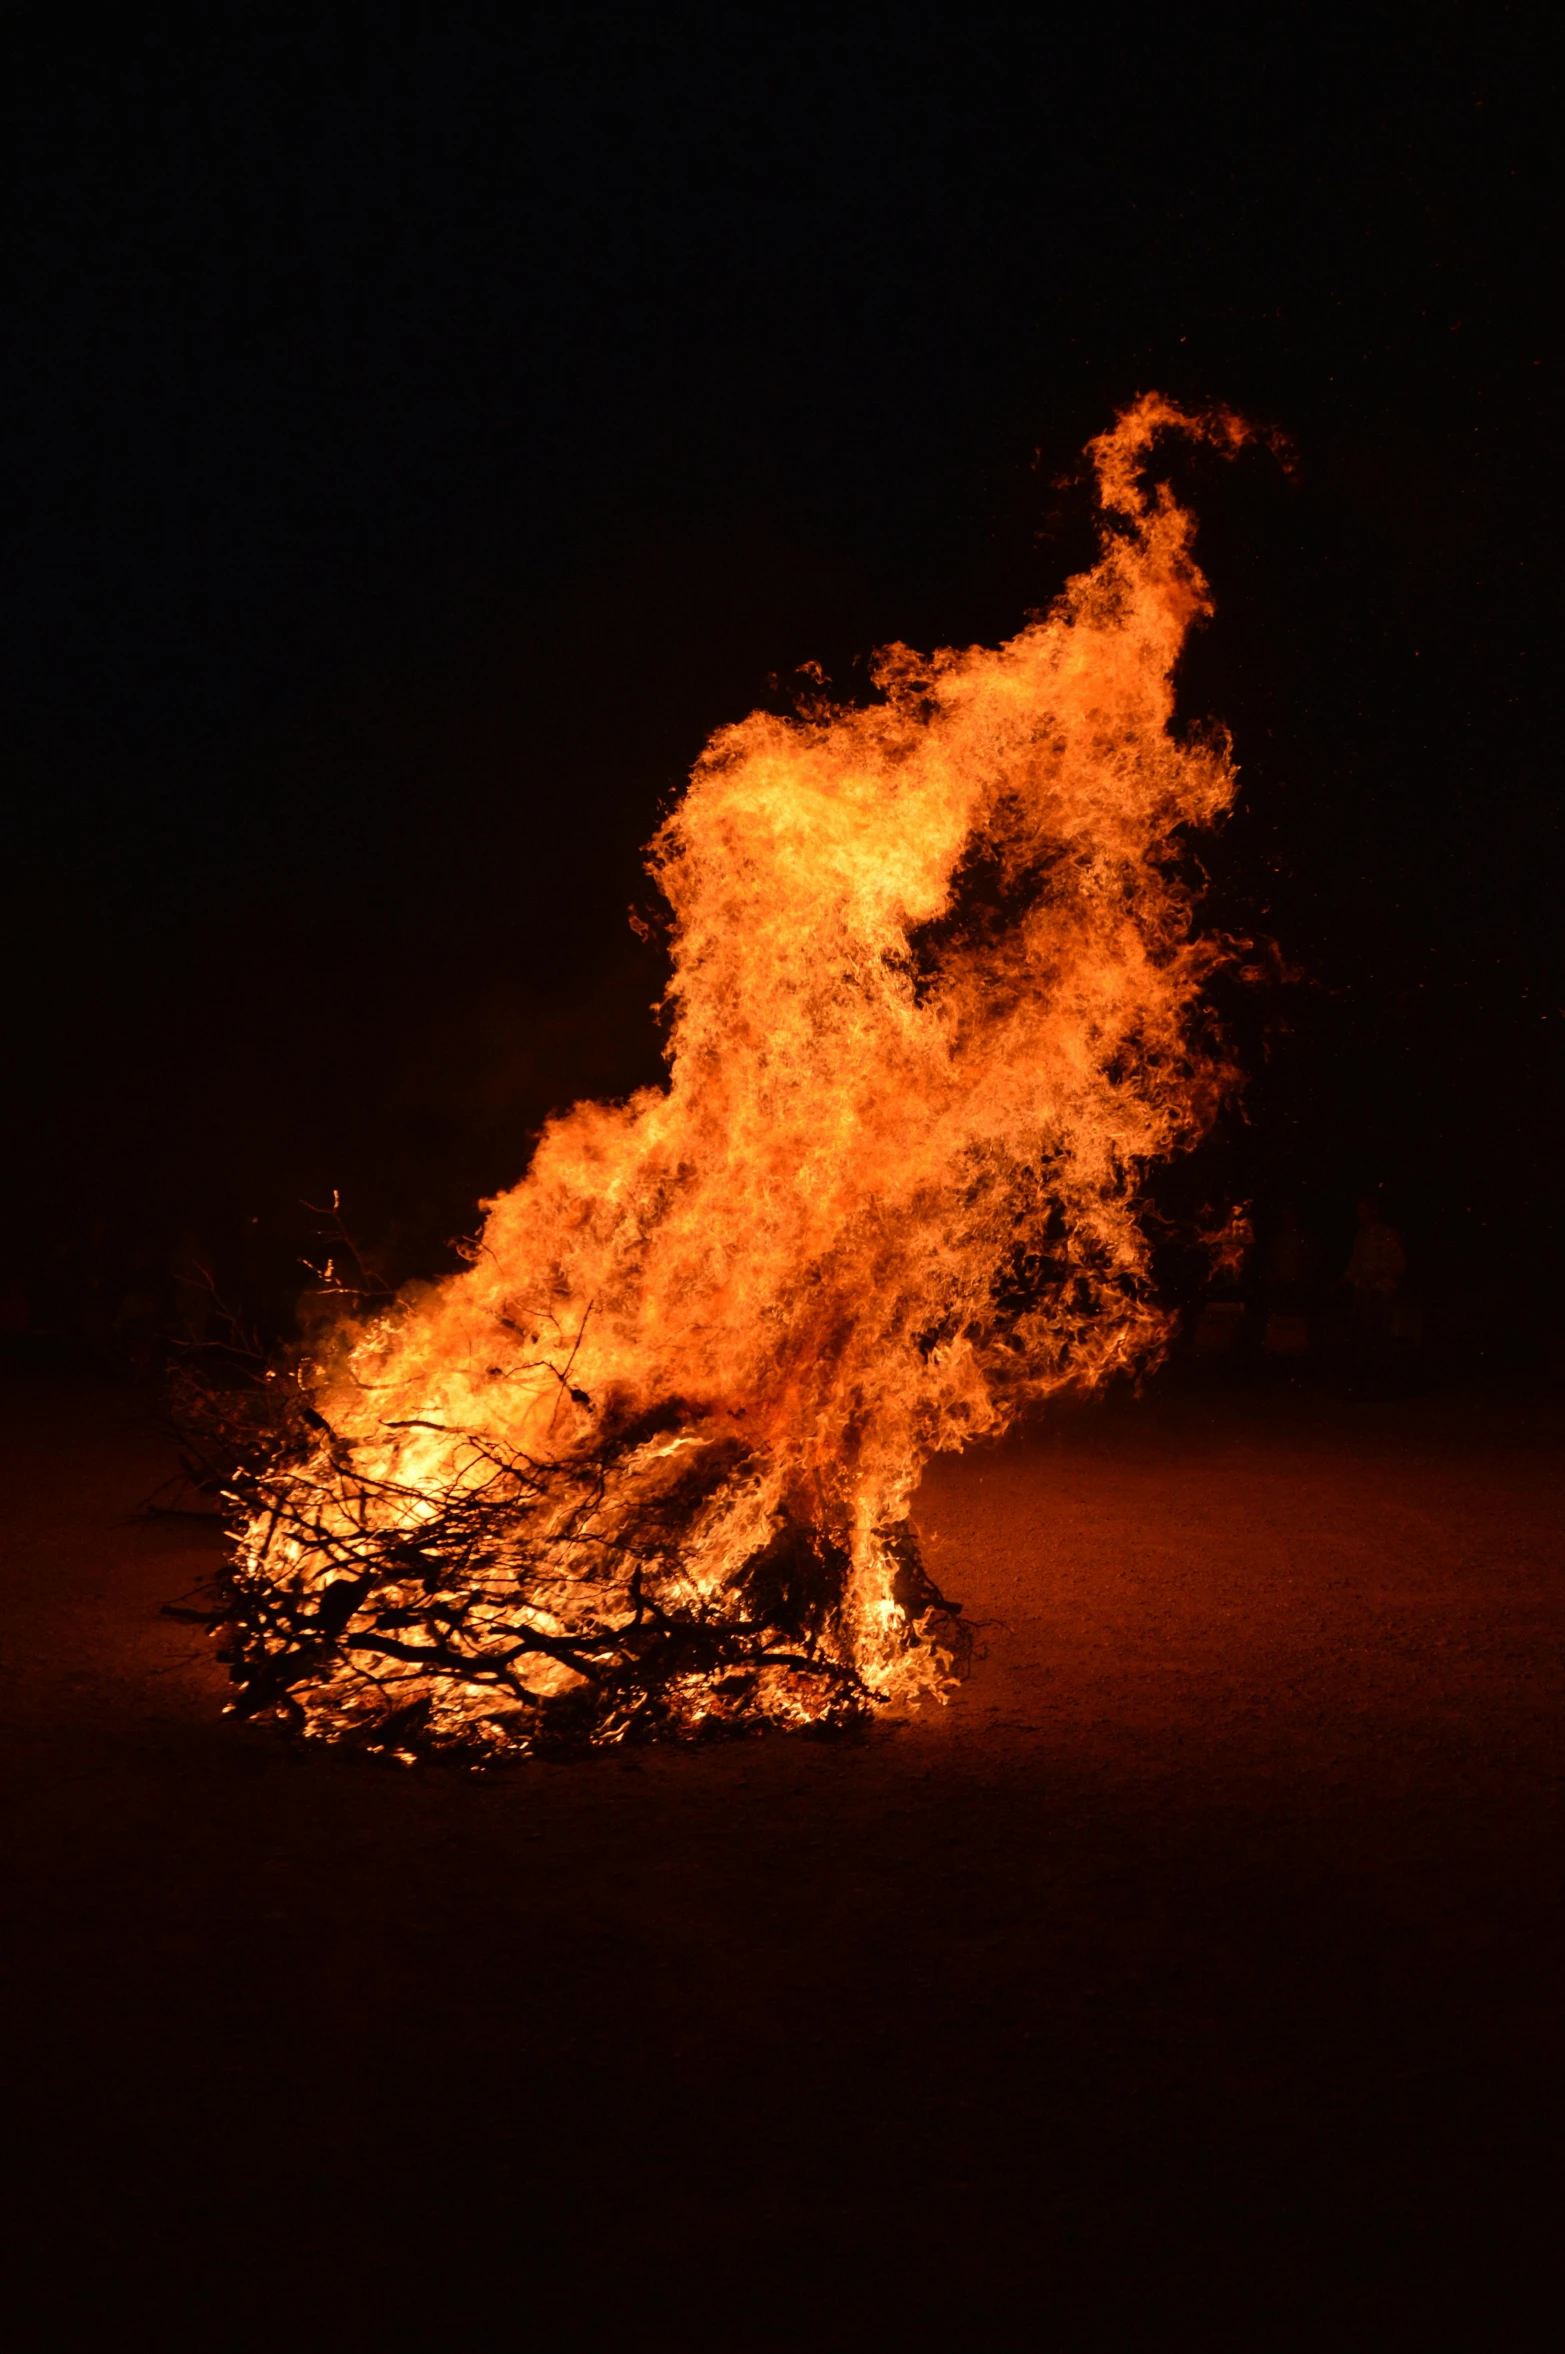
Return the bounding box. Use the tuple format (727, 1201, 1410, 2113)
(218, 394, 1251, 1755)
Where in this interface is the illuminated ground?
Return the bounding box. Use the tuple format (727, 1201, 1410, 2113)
(4, 1366, 1561, 2350)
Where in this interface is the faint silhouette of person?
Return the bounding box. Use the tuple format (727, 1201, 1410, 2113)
(1260, 1199, 1324, 1361)
(1341, 1195, 1408, 1370)
(1345, 1196, 1407, 1301)
(75, 1217, 118, 1367)
(1265, 1201, 1324, 1308)
(168, 1232, 214, 1346)
(112, 1248, 162, 1374)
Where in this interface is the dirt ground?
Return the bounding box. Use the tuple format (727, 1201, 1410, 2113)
(3, 1365, 1561, 2351)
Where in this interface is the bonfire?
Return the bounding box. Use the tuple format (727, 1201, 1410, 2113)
(191, 394, 1251, 1757)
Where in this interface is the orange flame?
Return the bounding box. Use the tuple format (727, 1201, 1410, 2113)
(236, 395, 1250, 1750)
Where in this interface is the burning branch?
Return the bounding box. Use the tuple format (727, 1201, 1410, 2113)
(175, 1363, 964, 1755)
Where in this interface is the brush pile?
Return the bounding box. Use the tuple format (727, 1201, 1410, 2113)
(170, 1356, 966, 1759)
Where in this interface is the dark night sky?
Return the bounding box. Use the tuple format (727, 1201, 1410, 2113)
(2, 4, 1558, 1324)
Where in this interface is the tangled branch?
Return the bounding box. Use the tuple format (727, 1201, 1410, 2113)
(167, 1355, 965, 1762)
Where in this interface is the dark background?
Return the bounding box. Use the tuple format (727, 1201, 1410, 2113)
(2, 3, 1558, 1355)
(3, 23, 1562, 2351)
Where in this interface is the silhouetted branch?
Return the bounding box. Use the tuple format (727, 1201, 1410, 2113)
(165, 1350, 963, 1762)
